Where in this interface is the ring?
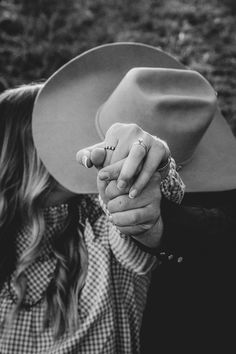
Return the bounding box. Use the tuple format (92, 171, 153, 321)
(157, 155, 171, 180)
(104, 145, 116, 151)
(134, 138, 148, 154)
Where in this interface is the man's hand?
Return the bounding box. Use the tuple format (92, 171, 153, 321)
(76, 122, 168, 248)
(98, 171, 163, 249)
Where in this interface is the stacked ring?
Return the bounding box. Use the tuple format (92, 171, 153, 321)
(104, 145, 116, 151)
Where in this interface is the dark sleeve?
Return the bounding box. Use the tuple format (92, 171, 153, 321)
(160, 197, 236, 257)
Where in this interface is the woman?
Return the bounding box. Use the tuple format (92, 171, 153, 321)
(0, 84, 183, 353)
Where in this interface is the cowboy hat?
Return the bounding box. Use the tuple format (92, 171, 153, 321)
(32, 42, 236, 193)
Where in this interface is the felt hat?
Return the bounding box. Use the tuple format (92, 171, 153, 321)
(32, 42, 236, 193)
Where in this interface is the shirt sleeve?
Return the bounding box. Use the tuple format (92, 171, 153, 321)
(161, 196, 236, 256)
(96, 197, 157, 275)
(108, 222, 157, 275)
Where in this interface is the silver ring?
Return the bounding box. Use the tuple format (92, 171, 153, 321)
(157, 155, 171, 180)
(134, 138, 148, 154)
(104, 145, 116, 151)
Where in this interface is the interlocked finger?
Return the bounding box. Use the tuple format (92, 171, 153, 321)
(110, 204, 155, 228)
(133, 137, 149, 154)
(116, 136, 150, 191)
(128, 138, 169, 198)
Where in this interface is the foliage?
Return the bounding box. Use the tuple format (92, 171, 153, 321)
(0, 0, 235, 132)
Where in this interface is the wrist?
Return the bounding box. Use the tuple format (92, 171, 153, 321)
(131, 216, 163, 249)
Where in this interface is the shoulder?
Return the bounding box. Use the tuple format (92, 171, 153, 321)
(161, 190, 236, 255)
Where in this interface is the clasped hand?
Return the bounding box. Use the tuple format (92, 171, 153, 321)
(77, 123, 169, 248)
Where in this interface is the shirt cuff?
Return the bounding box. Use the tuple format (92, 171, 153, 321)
(108, 224, 157, 275)
(99, 195, 157, 275)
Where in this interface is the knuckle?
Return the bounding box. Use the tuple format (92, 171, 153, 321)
(130, 123, 140, 132)
(125, 68, 141, 82)
(127, 123, 142, 137)
(110, 122, 122, 132)
(155, 139, 166, 152)
(107, 122, 143, 142)
(155, 138, 170, 157)
(106, 123, 122, 139)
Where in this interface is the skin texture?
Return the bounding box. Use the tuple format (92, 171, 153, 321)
(76, 123, 169, 248)
(45, 169, 163, 249)
(98, 172, 163, 248)
(76, 123, 169, 198)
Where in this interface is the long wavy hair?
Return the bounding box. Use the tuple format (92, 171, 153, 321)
(0, 84, 88, 338)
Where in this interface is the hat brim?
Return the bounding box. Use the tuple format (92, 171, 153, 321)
(32, 42, 184, 193)
(179, 108, 236, 192)
(33, 42, 236, 194)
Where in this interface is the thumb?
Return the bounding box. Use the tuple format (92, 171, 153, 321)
(76, 141, 105, 169)
(97, 174, 109, 204)
(90, 148, 106, 169)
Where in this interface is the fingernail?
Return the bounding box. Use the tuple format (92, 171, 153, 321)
(117, 180, 126, 190)
(82, 155, 89, 168)
(129, 189, 137, 199)
(98, 171, 110, 180)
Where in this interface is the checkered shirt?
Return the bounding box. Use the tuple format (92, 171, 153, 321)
(0, 162, 185, 354)
(0, 197, 156, 354)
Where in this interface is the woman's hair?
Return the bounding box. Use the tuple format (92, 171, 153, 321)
(0, 84, 88, 338)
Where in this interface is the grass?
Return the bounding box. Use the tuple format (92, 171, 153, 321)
(0, 0, 235, 133)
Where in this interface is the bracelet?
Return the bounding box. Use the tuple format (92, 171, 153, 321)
(98, 156, 185, 211)
(160, 157, 185, 204)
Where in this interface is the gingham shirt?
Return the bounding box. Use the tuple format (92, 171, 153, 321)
(0, 196, 156, 354)
(0, 163, 184, 354)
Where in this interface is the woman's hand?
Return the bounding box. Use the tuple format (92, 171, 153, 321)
(98, 171, 163, 249)
(76, 123, 170, 198)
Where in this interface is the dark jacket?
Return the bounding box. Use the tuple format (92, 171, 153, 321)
(140, 190, 236, 353)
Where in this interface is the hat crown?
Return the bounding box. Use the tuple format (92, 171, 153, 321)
(97, 67, 217, 164)
(33, 42, 236, 193)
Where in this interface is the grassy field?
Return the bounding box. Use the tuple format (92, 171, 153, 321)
(0, 0, 235, 133)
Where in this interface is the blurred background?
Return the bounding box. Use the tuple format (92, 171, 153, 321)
(0, 0, 235, 133)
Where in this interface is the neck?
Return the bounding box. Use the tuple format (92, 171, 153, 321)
(44, 187, 76, 207)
